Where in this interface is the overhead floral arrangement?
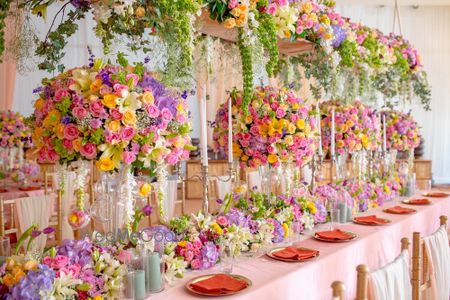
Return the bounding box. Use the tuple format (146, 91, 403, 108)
(31, 54, 193, 172)
(0, 111, 32, 148)
(353, 100, 381, 152)
(213, 86, 317, 169)
(383, 110, 420, 152)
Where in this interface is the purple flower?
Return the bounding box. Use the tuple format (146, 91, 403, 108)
(7, 264, 55, 300)
(332, 25, 347, 48)
(61, 115, 71, 125)
(43, 227, 55, 235)
(201, 242, 219, 269)
(271, 219, 284, 243)
(32, 86, 43, 94)
(142, 205, 153, 216)
(225, 209, 250, 228)
(31, 230, 42, 238)
(57, 239, 93, 267)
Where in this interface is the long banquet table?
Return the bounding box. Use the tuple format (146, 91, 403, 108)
(148, 192, 450, 300)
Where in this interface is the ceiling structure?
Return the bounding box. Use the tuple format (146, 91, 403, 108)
(337, 0, 450, 5)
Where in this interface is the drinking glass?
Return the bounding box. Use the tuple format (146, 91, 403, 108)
(0, 237, 10, 257)
(329, 209, 340, 230)
(220, 244, 234, 274)
(424, 179, 432, 193)
(122, 271, 136, 299)
(289, 221, 303, 243)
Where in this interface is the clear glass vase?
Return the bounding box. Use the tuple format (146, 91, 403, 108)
(352, 150, 368, 180)
(335, 152, 348, 181)
(258, 165, 280, 198)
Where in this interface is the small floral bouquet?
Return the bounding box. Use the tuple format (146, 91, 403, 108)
(213, 86, 317, 169)
(207, 0, 256, 29)
(341, 179, 374, 212)
(31, 55, 193, 172)
(353, 100, 381, 151)
(320, 100, 368, 155)
(10, 161, 40, 184)
(384, 110, 420, 152)
(314, 183, 353, 214)
(0, 111, 32, 149)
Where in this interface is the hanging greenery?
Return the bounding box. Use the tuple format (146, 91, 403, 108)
(0, 0, 13, 61)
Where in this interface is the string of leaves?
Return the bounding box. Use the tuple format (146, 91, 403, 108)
(0, 0, 13, 61)
(255, 0, 279, 77)
(237, 27, 253, 115)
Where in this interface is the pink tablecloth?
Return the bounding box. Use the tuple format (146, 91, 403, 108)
(150, 194, 450, 300)
(0, 187, 45, 200)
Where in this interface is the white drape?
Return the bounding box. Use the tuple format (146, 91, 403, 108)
(335, 4, 450, 183)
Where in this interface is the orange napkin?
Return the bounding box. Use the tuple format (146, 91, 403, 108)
(409, 199, 431, 205)
(315, 229, 353, 241)
(425, 192, 448, 198)
(384, 206, 416, 214)
(272, 246, 319, 260)
(19, 186, 41, 191)
(190, 274, 248, 295)
(0, 188, 8, 193)
(354, 215, 389, 225)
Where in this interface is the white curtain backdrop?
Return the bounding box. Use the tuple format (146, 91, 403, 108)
(335, 4, 450, 183)
(11, 4, 450, 183)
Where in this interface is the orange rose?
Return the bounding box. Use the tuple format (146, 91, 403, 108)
(72, 138, 82, 151)
(43, 110, 61, 128)
(34, 98, 45, 110)
(102, 94, 118, 109)
(135, 6, 145, 17)
(108, 120, 120, 132)
(54, 124, 65, 139)
(122, 110, 136, 126)
(141, 91, 154, 104)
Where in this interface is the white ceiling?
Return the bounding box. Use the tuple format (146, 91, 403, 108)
(337, 0, 450, 5)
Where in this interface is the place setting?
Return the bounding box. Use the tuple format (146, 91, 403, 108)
(383, 206, 417, 214)
(313, 209, 358, 243)
(401, 198, 433, 205)
(185, 273, 252, 297)
(352, 215, 391, 226)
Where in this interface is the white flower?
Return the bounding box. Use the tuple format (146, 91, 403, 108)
(93, 3, 112, 24)
(49, 273, 82, 300)
(163, 252, 188, 284)
(302, 213, 315, 230)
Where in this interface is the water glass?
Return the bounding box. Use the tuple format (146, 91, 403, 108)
(289, 221, 303, 243)
(220, 245, 234, 274)
(0, 237, 10, 257)
(123, 271, 136, 299)
(424, 179, 432, 193)
(329, 209, 340, 230)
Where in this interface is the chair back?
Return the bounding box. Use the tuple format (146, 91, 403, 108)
(355, 238, 410, 300)
(47, 190, 63, 246)
(331, 281, 345, 300)
(413, 215, 449, 300)
(0, 198, 19, 237)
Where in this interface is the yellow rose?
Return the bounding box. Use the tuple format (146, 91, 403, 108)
(230, 8, 242, 17)
(337, 140, 345, 148)
(233, 143, 243, 156)
(102, 94, 118, 109)
(139, 183, 152, 197)
(284, 135, 294, 146)
(302, 2, 313, 13)
(282, 223, 289, 238)
(108, 120, 121, 132)
(142, 91, 155, 104)
(320, 15, 330, 26)
(284, 30, 292, 39)
(135, 6, 145, 17)
(241, 155, 249, 162)
(72, 138, 82, 151)
(224, 18, 236, 29)
(96, 158, 115, 171)
(2, 274, 15, 287)
(122, 110, 136, 126)
(236, 13, 247, 27)
(268, 154, 278, 164)
(54, 124, 65, 139)
(23, 260, 38, 271)
(178, 241, 187, 247)
(34, 98, 45, 110)
(296, 119, 306, 130)
(287, 123, 296, 134)
(245, 115, 253, 124)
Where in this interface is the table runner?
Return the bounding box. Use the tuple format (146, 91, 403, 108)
(149, 194, 450, 300)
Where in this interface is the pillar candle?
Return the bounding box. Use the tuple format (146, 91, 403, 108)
(382, 114, 387, 152)
(200, 85, 208, 167)
(331, 109, 335, 157)
(316, 102, 323, 157)
(146, 252, 162, 292)
(228, 98, 233, 164)
(338, 203, 347, 223)
(134, 270, 146, 300)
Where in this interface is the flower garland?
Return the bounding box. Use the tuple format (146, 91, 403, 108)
(213, 86, 317, 169)
(119, 165, 136, 231)
(156, 164, 169, 223)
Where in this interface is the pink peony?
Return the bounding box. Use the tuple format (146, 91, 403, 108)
(89, 100, 105, 118)
(53, 255, 69, 269)
(160, 108, 173, 121)
(228, 0, 238, 9)
(54, 89, 70, 102)
(80, 143, 97, 159)
(63, 124, 79, 140)
(190, 258, 202, 270)
(145, 104, 159, 118)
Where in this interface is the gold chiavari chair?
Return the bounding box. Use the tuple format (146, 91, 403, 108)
(355, 237, 410, 300)
(0, 198, 18, 239)
(331, 281, 345, 300)
(412, 215, 448, 300)
(40, 163, 56, 195)
(46, 190, 63, 247)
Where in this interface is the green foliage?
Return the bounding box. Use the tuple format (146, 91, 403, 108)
(337, 40, 360, 68)
(256, 1, 280, 77)
(0, 0, 12, 61)
(238, 28, 253, 115)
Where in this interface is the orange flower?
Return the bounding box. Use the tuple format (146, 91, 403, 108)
(54, 124, 65, 139)
(43, 110, 61, 128)
(90, 79, 102, 93)
(72, 138, 82, 151)
(268, 154, 278, 164)
(108, 120, 121, 132)
(34, 98, 45, 110)
(122, 110, 136, 126)
(224, 18, 236, 29)
(142, 91, 154, 104)
(102, 94, 118, 109)
(135, 6, 145, 17)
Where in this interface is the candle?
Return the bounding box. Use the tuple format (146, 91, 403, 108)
(382, 114, 387, 152)
(316, 102, 323, 157)
(200, 85, 208, 167)
(146, 252, 162, 293)
(331, 109, 335, 157)
(134, 270, 146, 300)
(228, 98, 233, 164)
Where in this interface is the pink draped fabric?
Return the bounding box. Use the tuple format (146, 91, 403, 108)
(149, 195, 450, 300)
(0, 9, 21, 111)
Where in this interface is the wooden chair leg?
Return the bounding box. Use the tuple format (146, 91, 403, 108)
(412, 232, 421, 300)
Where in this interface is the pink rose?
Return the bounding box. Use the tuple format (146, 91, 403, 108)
(120, 126, 135, 141)
(90, 118, 102, 129)
(89, 100, 105, 118)
(99, 85, 112, 96)
(276, 108, 286, 118)
(64, 124, 79, 140)
(165, 153, 179, 165)
(216, 216, 228, 227)
(228, 0, 238, 9)
(184, 250, 194, 262)
(110, 108, 123, 120)
(80, 143, 97, 159)
(72, 107, 88, 119)
(122, 151, 136, 164)
(42, 256, 54, 267)
(55, 89, 70, 102)
(191, 258, 202, 270)
(141, 144, 151, 154)
(160, 108, 173, 121)
(267, 3, 277, 15)
(126, 74, 139, 86)
(53, 255, 69, 269)
(145, 104, 159, 118)
(62, 139, 73, 151)
(113, 84, 128, 96)
(47, 149, 60, 162)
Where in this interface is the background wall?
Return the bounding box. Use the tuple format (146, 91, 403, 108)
(7, 3, 450, 183)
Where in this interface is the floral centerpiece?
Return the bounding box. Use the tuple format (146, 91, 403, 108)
(384, 110, 420, 152)
(213, 86, 317, 169)
(31, 54, 193, 229)
(10, 161, 40, 186)
(0, 238, 127, 299)
(0, 111, 32, 149)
